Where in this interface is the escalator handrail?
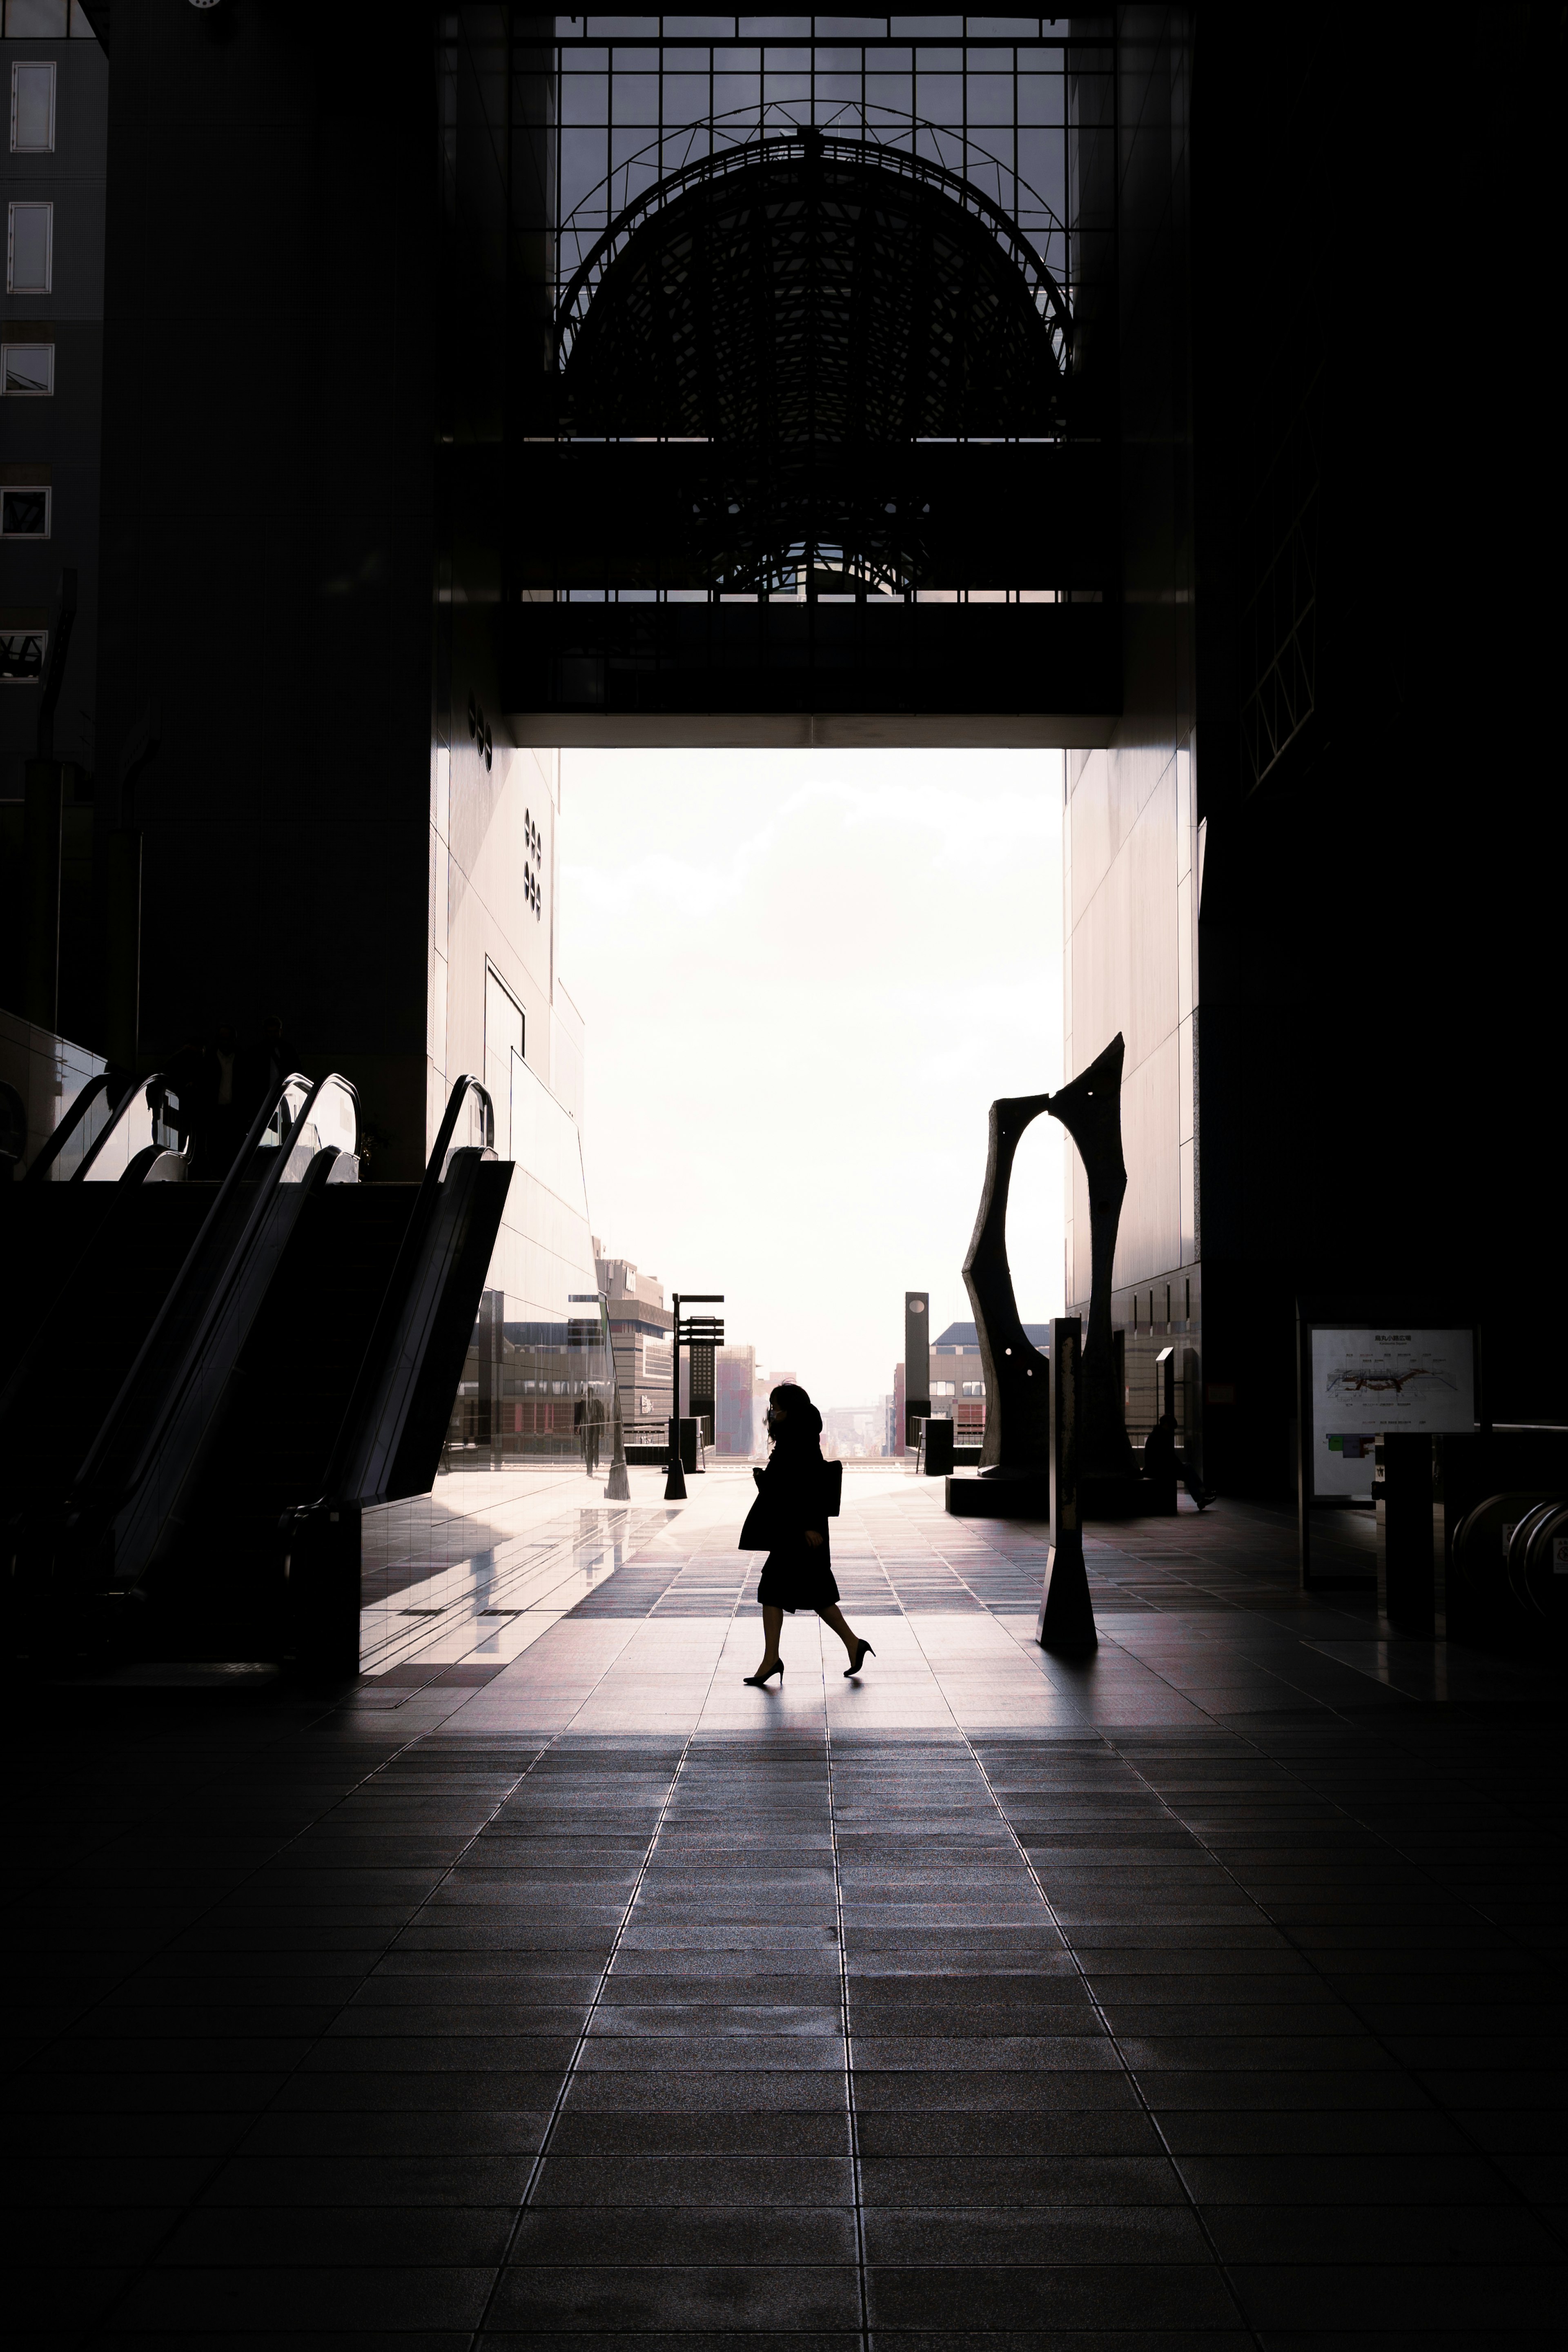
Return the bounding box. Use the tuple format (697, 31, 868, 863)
(72, 1072, 173, 1183)
(71, 1069, 358, 1509)
(24, 1067, 134, 1184)
(317, 1073, 495, 1506)
(432, 1071, 495, 1167)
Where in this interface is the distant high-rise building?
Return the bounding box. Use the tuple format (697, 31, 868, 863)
(752, 1367, 795, 1448)
(892, 1363, 906, 1457)
(715, 1345, 755, 1457)
(594, 1243, 673, 1436)
(822, 1404, 878, 1460)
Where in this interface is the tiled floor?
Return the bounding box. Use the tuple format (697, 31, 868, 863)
(11, 1466, 1565, 2347)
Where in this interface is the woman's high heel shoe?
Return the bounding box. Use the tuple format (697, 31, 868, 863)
(844, 1641, 875, 1678)
(744, 1660, 784, 1688)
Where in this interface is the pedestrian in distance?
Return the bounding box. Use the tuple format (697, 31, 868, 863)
(742, 1382, 873, 1687)
(1143, 1409, 1213, 1510)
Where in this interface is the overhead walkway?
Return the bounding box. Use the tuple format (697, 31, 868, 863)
(1, 1073, 512, 1668)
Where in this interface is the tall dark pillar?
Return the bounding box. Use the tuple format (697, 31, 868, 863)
(102, 828, 142, 1071)
(477, 1288, 504, 1464)
(23, 758, 64, 1032)
(904, 1291, 930, 1446)
(1037, 1316, 1097, 1653)
(1376, 1432, 1436, 1635)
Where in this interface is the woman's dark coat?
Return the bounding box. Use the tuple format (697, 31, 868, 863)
(745, 1441, 839, 1612)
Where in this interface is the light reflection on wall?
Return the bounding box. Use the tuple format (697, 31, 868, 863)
(441, 1038, 614, 1472)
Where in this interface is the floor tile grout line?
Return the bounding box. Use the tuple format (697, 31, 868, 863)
(49, 1705, 492, 2349)
(1101, 1732, 1568, 2252)
(820, 1618, 871, 2352)
(921, 1691, 1268, 2350)
(911, 1499, 1562, 2253)
(1081, 1614, 1568, 1980)
(6, 1682, 466, 2094)
(69, 1564, 686, 2352)
(468, 1576, 747, 2349)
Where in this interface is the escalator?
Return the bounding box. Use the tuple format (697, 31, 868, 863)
(4, 1073, 511, 1670)
(0, 1073, 196, 1517)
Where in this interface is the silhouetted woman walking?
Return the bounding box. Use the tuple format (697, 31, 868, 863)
(743, 1383, 873, 1687)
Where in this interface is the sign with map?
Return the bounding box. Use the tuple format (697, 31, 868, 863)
(1307, 1326, 1475, 1499)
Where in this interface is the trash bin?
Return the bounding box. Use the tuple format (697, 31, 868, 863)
(920, 1417, 954, 1476)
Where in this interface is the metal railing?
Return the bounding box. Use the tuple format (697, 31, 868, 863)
(70, 1070, 359, 1581)
(555, 127, 1071, 380)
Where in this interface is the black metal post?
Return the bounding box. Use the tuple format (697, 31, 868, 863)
(664, 1296, 722, 1500)
(664, 1289, 686, 1500)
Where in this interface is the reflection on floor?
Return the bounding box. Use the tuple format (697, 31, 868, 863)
(14, 1464, 1565, 2345)
(360, 1468, 680, 1685)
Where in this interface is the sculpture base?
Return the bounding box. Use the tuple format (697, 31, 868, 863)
(1079, 1470, 1148, 1521)
(945, 1470, 1051, 1519)
(1036, 1535, 1098, 1654)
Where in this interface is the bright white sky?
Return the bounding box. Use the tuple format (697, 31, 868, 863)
(560, 747, 1065, 1408)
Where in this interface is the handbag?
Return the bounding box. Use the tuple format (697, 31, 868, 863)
(739, 1465, 772, 1552)
(739, 1458, 841, 1550)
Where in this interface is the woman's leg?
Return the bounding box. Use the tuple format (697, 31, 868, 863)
(815, 1603, 861, 1661)
(755, 1605, 785, 1674)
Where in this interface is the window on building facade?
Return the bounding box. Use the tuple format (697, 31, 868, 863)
(962, 1380, 985, 1398)
(7, 200, 51, 293)
(10, 60, 54, 151)
(0, 621, 47, 683)
(1, 340, 52, 393)
(1, 1, 98, 33)
(1, 483, 48, 535)
(3, 2, 64, 33)
(931, 1380, 956, 1397)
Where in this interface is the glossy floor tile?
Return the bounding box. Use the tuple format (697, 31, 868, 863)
(11, 1465, 1564, 2345)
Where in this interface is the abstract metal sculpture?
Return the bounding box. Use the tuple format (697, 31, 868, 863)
(1042, 1035, 1137, 1497)
(960, 1033, 1135, 1500)
(961, 1098, 1055, 1478)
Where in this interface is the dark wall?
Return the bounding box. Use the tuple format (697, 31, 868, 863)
(0, 21, 106, 788)
(0, 24, 107, 1040)
(1189, 8, 1566, 1454)
(92, 0, 439, 1172)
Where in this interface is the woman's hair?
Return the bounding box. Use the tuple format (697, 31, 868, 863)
(768, 1382, 823, 1443)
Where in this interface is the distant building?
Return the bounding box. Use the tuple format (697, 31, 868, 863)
(931, 1319, 1051, 1446)
(892, 1362, 906, 1456)
(750, 1366, 795, 1449)
(822, 1404, 879, 1460)
(594, 1242, 673, 1436)
(715, 1345, 755, 1456)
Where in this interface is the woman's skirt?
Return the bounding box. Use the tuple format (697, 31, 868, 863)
(757, 1546, 840, 1613)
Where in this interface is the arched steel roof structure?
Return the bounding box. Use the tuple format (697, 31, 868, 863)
(557, 129, 1070, 445)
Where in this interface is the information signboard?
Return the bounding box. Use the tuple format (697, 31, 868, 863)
(1295, 1307, 1479, 1591)
(1306, 1327, 1476, 1501)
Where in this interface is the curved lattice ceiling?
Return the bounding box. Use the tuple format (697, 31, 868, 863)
(559, 132, 1068, 445)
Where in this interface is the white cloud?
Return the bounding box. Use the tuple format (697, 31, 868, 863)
(560, 747, 1066, 1405)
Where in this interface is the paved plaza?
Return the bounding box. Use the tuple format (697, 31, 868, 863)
(11, 1466, 1565, 2347)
